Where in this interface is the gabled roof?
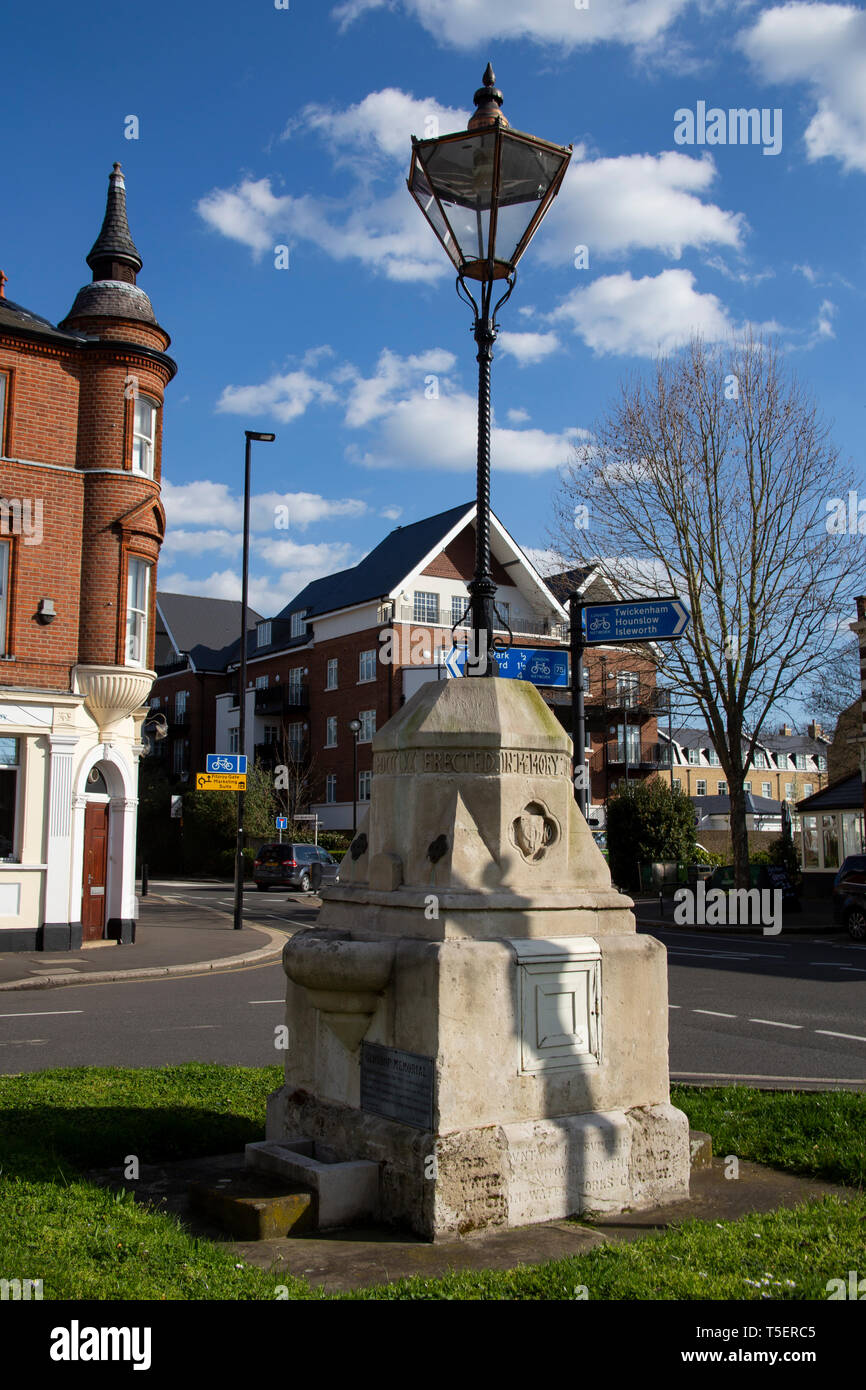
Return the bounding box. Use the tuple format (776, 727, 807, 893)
(544, 567, 597, 603)
(274, 502, 476, 624)
(156, 592, 263, 672)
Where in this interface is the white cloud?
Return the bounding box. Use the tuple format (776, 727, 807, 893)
(287, 87, 467, 165)
(198, 178, 290, 257)
(161, 479, 367, 535)
(497, 331, 561, 366)
(352, 389, 586, 474)
(506, 407, 531, 424)
(343, 348, 457, 427)
(741, 3, 866, 173)
(199, 174, 449, 284)
(550, 269, 735, 356)
(332, 0, 692, 49)
(381, 505, 403, 520)
(216, 369, 337, 423)
(537, 151, 745, 268)
(159, 537, 357, 615)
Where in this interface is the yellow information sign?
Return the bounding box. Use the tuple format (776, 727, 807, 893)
(196, 773, 247, 791)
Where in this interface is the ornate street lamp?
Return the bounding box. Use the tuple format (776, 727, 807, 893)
(408, 64, 571, 674)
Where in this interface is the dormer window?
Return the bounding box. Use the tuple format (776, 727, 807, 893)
(257, 621, 272, 648)
(290, 609, 309, 639)
(132, 396, 157, 476)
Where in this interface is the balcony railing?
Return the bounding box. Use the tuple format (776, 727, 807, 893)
(603, 741, 663, 767)
(401, 606, 567, 641)
(254, 684, 309, 714)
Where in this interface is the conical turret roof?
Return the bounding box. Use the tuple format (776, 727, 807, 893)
(86, 162, 143, 278)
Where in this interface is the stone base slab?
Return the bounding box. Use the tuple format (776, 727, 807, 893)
(266, 1087, 689, 1239)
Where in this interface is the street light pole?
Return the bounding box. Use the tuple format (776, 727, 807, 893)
(407, 66, 571, 679)
(348, 719, 361, 837)
(233, 429, 275, 932)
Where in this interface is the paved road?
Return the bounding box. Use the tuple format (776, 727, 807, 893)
(1, 887, 864, 1086)
(647, 924, 866, 1089)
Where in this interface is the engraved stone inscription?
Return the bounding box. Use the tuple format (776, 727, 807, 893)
(360, 1042, 434, 1131)
(373, 748, 571, 778)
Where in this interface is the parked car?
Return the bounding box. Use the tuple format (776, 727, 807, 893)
(252, 843, 340, 893)
(832, 854, 866, 940)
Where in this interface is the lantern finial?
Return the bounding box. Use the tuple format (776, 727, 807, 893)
(468, 63, 508, 130)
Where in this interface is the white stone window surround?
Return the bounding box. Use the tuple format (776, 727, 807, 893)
(510, 937, 602, 1074)
(131, 394, 158, 477)
(125, 557, 151, 669)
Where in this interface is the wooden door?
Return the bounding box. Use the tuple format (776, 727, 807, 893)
(82, 801, 109, 941)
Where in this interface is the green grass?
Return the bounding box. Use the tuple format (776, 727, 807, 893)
(672, 1084, 866, 1187)
(0, 1065, 863, 1300)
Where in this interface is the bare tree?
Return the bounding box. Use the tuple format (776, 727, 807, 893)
(803, 638, 860, 734)
(552, 333, 860, 888)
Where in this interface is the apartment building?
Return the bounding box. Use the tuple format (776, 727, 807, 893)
(151, 503, 665, 834)
(660, 724, 830, 804)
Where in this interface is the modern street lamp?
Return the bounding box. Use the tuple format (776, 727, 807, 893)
(233, 429, 276, 932)
(348, 718, 361, 836)
(408, 64, 571, 675)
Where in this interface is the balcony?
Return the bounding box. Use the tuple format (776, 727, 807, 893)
(604, 741, 663, 768)
(254, 684, 309, 714)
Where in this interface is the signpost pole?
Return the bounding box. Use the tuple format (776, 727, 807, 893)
(569, 596, 587, 818)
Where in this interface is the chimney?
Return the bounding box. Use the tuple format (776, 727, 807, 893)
(779, 724, 792, 737)
(0, 270, 6, 299)
(807, 721, 823, 740)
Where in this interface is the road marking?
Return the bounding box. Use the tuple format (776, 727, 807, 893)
(748, 1019, 803, 1029)
(0, 1038, 46, 1046)
(668, 1004, 682, 1009)
(0, 1009, 83, 1018)
(692, 1009, 737, 1018)
(249, 999, 284, 1005)
(815, 1029, 866, 1043)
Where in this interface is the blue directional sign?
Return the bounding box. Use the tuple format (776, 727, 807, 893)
(206, 753, 248, 774)
(444, 646, 569, 686)
(275, 816, 288, 830)
(582, 598, 690, 645)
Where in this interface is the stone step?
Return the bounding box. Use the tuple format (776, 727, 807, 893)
(189, 1168, 314, 1240)
(246, 1139, 379, 1229)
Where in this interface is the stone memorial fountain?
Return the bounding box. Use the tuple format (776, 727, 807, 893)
(249, 675, 690, 1239)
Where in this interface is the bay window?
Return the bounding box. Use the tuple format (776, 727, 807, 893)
(125, 557, 151, 667)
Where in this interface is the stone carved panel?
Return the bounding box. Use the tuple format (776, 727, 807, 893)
(510, 937, 601, 1073)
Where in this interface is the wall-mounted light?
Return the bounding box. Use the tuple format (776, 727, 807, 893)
(37, 598, 56, 625)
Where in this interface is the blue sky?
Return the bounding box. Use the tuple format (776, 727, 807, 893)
(4, 0, 866, 617)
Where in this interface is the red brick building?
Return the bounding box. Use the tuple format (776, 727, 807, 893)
(0, 163, 175, 947)
(153, 503, 662, 835)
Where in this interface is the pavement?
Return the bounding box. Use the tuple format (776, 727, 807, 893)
(0, 882, 318, 992)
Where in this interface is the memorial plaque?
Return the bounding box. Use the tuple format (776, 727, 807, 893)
(360, 1043, 434, 1130)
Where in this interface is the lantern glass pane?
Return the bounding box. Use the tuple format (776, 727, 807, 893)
(408, 160, 461, 269)
(495, 135, 570, 263)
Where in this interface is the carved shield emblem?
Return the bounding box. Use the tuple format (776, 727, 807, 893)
(511, 801, 558, 862)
